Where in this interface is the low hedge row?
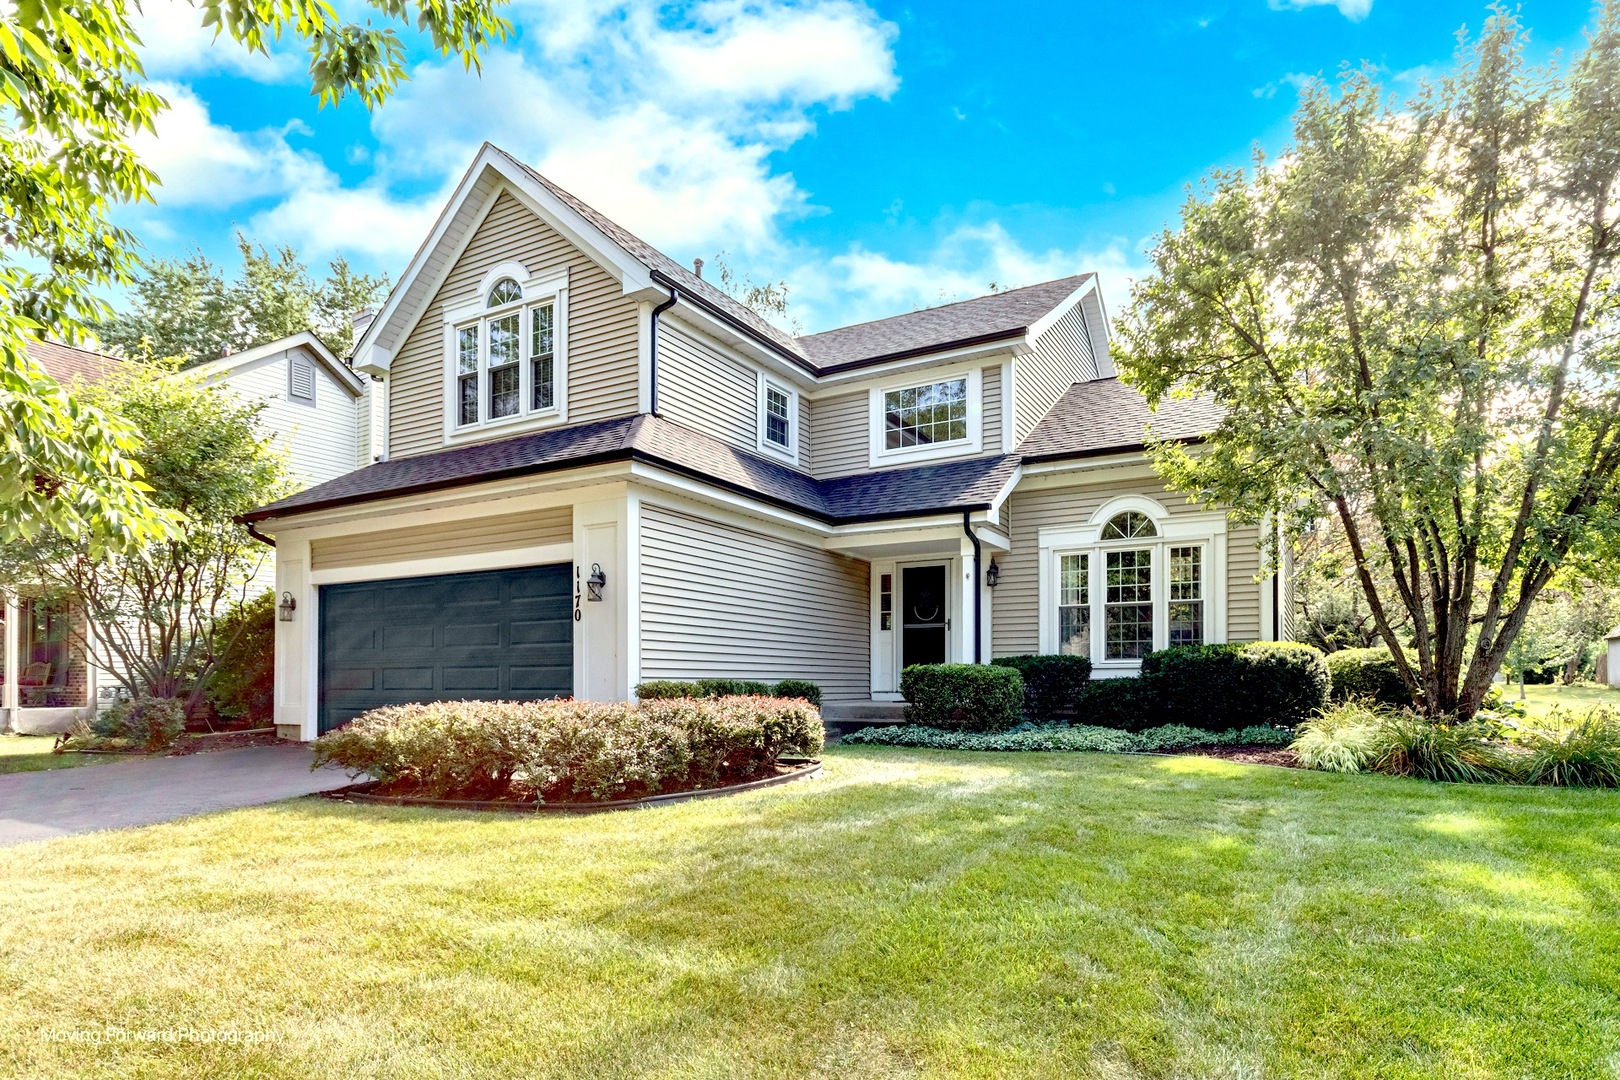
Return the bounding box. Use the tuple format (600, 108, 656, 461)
(312, 697, 824, 803)
(1078, 642, 1330, 732)
(1325, 647, 1414, 707)
(900, 664, 1025, 732)
(990, 654, 1092, 720)
(635, 678, 822, 707)
(842, 721, 1293, 753)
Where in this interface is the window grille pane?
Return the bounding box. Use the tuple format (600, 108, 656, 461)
(1102, 511, 1157, 540)
(1058, 553, 1090, 657)
(884, 378, 968, 450)
(765, 385, 791, 447)
(487, 278, 521, 307)
(530, 303, 555, 410)
(489, 363, 520, 418)
(457, 327, 478, 375)
(1169, 545, 1203, 645)
(459, 374, 478, 426)
(1105, 548, 1153, 659)
(532, 356, 554, 410)
(531, 303, 554, 358)
(489, 313, 520, 368)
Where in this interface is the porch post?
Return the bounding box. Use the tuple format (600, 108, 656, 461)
(2, 592, 17, 726)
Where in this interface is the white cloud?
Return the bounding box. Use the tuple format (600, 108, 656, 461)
(134, 83, 325, 208)
(1268, 0, 1372, 21)
(131, 0, 301, 81)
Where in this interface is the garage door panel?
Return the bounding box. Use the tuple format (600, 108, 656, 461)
(319, 563, 572, 734)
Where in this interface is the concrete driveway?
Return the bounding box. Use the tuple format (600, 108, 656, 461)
(0, 744, 352, 846)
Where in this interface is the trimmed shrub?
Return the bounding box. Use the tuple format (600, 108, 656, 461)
(634, 680, 703, 700)
(991, 654, 1092, 720)
(311, 696, 823, 803)
(696, 678, 774, 697)
(66, 697, 187, 753)
(899, 663, 1025, 733)
(1141, 641, 1330, 730)
(1073, 676, 1159, 730)
(1521, 708, 1620, 787)
(770, 679, 822, 707)
(1326, 647, 1412, 707)
(206, 590, 275, 723)
(841, 721, 1292, 753)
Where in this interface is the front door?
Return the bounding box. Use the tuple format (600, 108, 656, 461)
(901, 564, 949, 668)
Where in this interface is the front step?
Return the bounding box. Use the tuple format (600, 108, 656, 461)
(822, 701, 906, 739)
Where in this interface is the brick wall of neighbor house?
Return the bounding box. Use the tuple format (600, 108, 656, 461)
(991, 476, 1264, 656)
(1013, 298, 1098, 445)
(388, 188, 641, 458)
(810, 362, 1007, 479)
(638, 503, 870, 701)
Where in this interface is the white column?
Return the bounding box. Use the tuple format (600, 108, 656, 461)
(2, 593, 17, 725)
(574, 492, 630, 701)
(273, 533, 316, 740)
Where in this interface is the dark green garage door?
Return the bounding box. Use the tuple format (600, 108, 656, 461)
(318, 564, 572, 734)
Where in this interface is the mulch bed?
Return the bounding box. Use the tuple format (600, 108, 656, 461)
(166, 730, 287, 755)
(1170, 745, 1301, 768)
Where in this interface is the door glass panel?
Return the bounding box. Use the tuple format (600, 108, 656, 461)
(901, 564, 948, 667)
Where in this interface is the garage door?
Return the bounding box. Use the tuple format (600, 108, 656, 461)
(318, 564, 573, 734)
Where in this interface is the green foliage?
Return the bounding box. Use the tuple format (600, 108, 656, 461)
(0, 364, 292, 704)
(1521, 708, 1620, 787)
(205, 591, 275, 723)
(1074, 676, 1159, 731)
(100, 239, 389, 363)
(634, 681, 702, 700)
(1365, 716, 1518, 785)
(899, 664, 1025, 733)
(1140, 641, 1330, 730)
(769, 680, 822, 707)
(311, 697, 824, 803)
(65, 696, 187, 753)
(1115, 4, 1620, 719)
(0, 0, 505, 551)
(1326, 647, 1413, 707)
(696, 678, 774, 698)
(991, 654, 1092, 721)
(1291, 702, 1385, 773)
(841, 721, 1293, 753)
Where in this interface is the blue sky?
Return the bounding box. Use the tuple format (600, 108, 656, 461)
(124, 0, 1596, 332)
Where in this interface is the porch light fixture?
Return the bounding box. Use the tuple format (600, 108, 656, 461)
(278, 592, 297, 622)
(586, 563, 607, 602)
(985, 558, 1001, 588)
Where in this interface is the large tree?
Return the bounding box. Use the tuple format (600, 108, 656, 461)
(0, 362, 292, 709)
(100, 236, 389, 363)
(0, 0, 506, 551)
(1117, 4, 1620, 719)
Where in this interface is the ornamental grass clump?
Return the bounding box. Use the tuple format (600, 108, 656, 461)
(312, 696, 823, 803)
(1364, 714, 1518, 784)
(1291, 701, 1383, 773)
(1521, 708, 1620, 788)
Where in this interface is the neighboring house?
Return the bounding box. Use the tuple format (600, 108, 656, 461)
(1604, 626, 1619, 687)
(245, 144, 1296, 742)
(0, 335, 372, 734)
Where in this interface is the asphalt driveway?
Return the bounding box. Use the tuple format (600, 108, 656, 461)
(0, 744, 351, 846)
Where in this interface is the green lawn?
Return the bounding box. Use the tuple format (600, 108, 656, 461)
(2, 747, 1617, 1079)
(0, 734, 122, 775)
(1513, 681, 1620, 724)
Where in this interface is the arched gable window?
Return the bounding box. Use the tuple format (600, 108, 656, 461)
(451, 269, 565, 431)
(487, 278, 522, 307)
(1101, 511, 1157, 540)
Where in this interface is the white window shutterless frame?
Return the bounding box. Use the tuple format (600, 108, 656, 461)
(1037, 498, 1228, 670)
(756, 373, 798, 460)
(442, 264, 569, 441)
(867, 365, 983, 467)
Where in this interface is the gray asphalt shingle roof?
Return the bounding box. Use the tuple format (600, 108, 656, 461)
(245, 379, 1215, 526)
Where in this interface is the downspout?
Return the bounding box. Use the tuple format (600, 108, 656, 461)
(648, 284, 678, 416)
(963, 511, 982, 664)
(245, 520, 276, 548)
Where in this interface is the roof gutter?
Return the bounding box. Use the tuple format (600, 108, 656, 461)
(244, 520, 275, 548)
(648, 283, 677, 415)
(648, 269, 816, 375)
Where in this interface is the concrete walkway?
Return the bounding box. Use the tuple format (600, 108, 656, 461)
(0, 744, 351, 846)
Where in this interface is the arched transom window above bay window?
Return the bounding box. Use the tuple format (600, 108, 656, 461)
(1101, 511, 1157, 540)
(445, 264, 568, 438)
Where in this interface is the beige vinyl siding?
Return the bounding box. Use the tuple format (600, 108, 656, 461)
(992, 476, 1216, 656)
(982, 364, 1002, 454)
(1013, 298, 1097, 444)
(388, 189, 640, 458)
(796, 395, 811, 470)
(810, 388, 868, 478)
(310, 507, 572, 571)
(639, 504, 870, 701)
(656, 319, 759, 454)
(1227, 521, 1264, 642)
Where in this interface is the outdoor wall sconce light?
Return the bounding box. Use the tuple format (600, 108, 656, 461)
(985, 558, 1001, 588)
(278, 591, 297, 621)
(586, 563, 607, 602)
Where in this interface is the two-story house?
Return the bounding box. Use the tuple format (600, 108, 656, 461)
(245, 143, 1294, 741)
(1, 335, 372, 734)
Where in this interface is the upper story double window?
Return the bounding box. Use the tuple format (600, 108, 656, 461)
(867, 366, 983, 467)
(446, 264, 567, 438)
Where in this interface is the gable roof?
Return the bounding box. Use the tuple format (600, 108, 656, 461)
(798, 276, 1093, 371)
(1016, 378, 1224, 461)
(29, 339, 122, 385)
(354, 143, 1098, 379)
(188, 331, 364, 396)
